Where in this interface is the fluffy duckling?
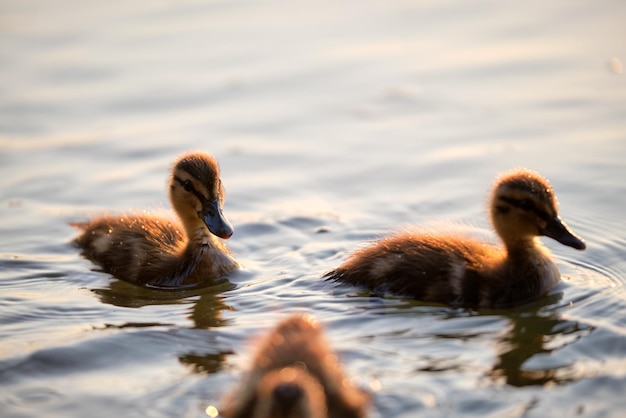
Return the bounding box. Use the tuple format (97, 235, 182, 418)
(221, 314, 369, 418)
(72, 152, 238, 288)
(325, 169, 586, 308)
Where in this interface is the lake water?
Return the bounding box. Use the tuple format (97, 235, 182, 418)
(1, 0, 625, 417)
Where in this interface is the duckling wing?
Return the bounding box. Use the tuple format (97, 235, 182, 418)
(141, 248, 208, 289)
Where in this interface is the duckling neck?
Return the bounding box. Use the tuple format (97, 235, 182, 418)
(503, 238, 561, 292)
(186, 223, 221, 248)
(181, 222, 237, 280)
(503, 237, 549, 264)
(503, 236, 538, 254)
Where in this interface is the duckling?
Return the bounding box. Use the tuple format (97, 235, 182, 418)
(221, 314, 369, 418)
(72, 151, 238, 289)
(324, 169, 586, 308)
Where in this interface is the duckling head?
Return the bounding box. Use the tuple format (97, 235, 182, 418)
(489, 169, 585, 251)
(169, 152, 234, 239)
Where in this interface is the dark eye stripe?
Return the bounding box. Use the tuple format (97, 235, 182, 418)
(174, 176, 207, 205)
(499, 196, 551, 221)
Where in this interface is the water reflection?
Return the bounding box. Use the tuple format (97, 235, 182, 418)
(490, 297, 595, 387)
(92, 277, 237, 375)
(179, 352, 230, 375)
(92, 277, 236, 328)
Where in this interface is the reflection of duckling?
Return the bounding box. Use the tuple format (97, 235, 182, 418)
(72, 152, 238, 288)
(325, 169, 586, 308)
(221, 314, 369, 418)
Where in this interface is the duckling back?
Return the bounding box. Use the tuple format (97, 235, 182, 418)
(326, 232, 505, 307)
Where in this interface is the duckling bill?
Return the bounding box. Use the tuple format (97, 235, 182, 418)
(72, 152, 238, 289)
(325, 169, 586, 308)
(221, 314, 369, 418)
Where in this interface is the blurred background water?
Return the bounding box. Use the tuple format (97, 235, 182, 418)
(1, 0, 625, 417)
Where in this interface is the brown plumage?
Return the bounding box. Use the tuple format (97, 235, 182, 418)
(324, 169, 586, 308)
(221, 314, 369, 418)
(72, 151, 238, 289)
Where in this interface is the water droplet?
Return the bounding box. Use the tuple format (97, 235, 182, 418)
(205, 405, 219, 417)
(368, 378, 382, 392)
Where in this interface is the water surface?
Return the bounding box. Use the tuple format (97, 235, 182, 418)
(1, 1, 626, 417)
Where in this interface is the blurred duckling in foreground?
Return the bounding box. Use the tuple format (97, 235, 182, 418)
(221, 314, 369, 418)
(325, 169, 586, 308)
(72, 151, 238, 289)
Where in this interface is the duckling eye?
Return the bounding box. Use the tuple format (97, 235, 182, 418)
(182, 180, 193, 192)
(518, 199, 534, 211)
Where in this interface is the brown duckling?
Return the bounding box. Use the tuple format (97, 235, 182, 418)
(221, 314, 369, 418)
(72, 151, 238, 288)
(324, 169, 586, 308)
